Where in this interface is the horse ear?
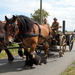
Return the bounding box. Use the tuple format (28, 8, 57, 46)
(5, 16, 8, 21)
(13, 15, 17, 22)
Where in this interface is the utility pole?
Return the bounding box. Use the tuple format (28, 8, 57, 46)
(40, 0, 42, 24)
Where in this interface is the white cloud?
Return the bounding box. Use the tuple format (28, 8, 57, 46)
(0, 0, 75, 31)
(41, 0, 75, 31)
(0, 0, 40, 13)
(0, 14, 12, 21)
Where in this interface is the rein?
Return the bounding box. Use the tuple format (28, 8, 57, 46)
(17, 33, 40, 38)
(5, 22, 52, 45)
(16, 23, 41, 44)
(13, 33, 52, 45)
(6, 32, 14, 37)
(12, 23, 41, 45)
(13, 35, 30, 44)
(13, 33, 40, 44)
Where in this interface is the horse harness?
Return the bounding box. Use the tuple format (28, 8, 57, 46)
(5, 22, 52, 45)
(16, 23, 52, 45)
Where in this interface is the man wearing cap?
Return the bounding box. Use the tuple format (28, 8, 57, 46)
(51, 17, 61, 35)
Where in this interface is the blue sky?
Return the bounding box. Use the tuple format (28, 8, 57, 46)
(0, 0, 75, 31)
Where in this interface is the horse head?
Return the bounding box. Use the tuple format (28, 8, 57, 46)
(4, 15, 35, 44)
(4, 15, 19, 44)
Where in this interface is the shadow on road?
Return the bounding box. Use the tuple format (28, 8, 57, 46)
(0, 58, 26, 74)
(0, 50, 71, 74)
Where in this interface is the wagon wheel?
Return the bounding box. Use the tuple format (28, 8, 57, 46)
(59, 35, 66, 57)
(35, 45, 42, 54)
(69, 34, 74, 51)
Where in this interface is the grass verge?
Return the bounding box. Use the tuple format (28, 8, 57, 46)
(0, 44, 19, 59)
(61, 62, 75, 75)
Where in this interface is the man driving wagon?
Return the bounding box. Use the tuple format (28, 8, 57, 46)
(51, 17, 62, 39)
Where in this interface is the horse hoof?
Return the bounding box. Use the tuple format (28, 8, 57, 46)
(8, 57, 14, 62)
(18, 50, 23, 57)
(40, 56, 47, 65)
(59, 51, 64, 57)
(22, 55, 26, 60)
(59, 54, 64, 57)
(40, 63, 45, 65)
(24, 65, 32, 69)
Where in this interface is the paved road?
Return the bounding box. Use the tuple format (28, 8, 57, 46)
(0, 44, 75, 75)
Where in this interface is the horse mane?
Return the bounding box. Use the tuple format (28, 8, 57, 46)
(16, 15, 35, 33)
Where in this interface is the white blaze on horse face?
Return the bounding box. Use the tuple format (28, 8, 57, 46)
(8, 36, 14, 42)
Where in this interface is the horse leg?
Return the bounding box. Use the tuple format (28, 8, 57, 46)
(23, 43, 47, 68)
(18, 44, 23, 57)
(4, 48, 14, 62)
(0, 48, 14, 62)
(43, 41, 49, 57)
(18, 44, 26, 60)
(0, 49, 2, 53)
(24, 44, 41, 68)
(35, 41, 49, 65)
(25, 43, 48, 68)
(24, 50, 30, 68)
(24, 46, 35, 68)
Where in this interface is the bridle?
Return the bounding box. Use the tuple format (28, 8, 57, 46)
(4, 22, 18, 41)
(4, 22, 30, 45)
(6, 32, 14, 37)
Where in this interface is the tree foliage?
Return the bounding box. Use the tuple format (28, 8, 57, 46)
(30, 9, 50, 24)
(74, 29, 75, 32)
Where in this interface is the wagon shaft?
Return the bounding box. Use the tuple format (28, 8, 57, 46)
(0, 46, 22, 50)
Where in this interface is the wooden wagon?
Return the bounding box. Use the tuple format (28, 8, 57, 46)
(36, 21, 74, 56)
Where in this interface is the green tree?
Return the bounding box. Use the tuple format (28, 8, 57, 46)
(30, 9, 50, 24)
(65, 30, 67, 32)
(74, 29, 75, 32)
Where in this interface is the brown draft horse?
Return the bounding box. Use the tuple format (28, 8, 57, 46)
(0, 21, 25, 62)
(0, 21, 14, 61)
(4, 15, 52, 68)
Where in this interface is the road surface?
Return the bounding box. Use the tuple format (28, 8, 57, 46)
(0, 44, 75, 75)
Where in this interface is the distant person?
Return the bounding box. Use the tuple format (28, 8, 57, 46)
(43, 18, 50, 27)
(51, 17, 61, 35)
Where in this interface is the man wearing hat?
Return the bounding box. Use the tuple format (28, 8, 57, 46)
(51, 17, 61, 35)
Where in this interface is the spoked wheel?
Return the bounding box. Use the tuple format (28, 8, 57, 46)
(69, 34, 74, 51)
(59, 35, 66, 57)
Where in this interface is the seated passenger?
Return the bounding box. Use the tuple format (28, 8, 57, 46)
(51, 17, 61, 35)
